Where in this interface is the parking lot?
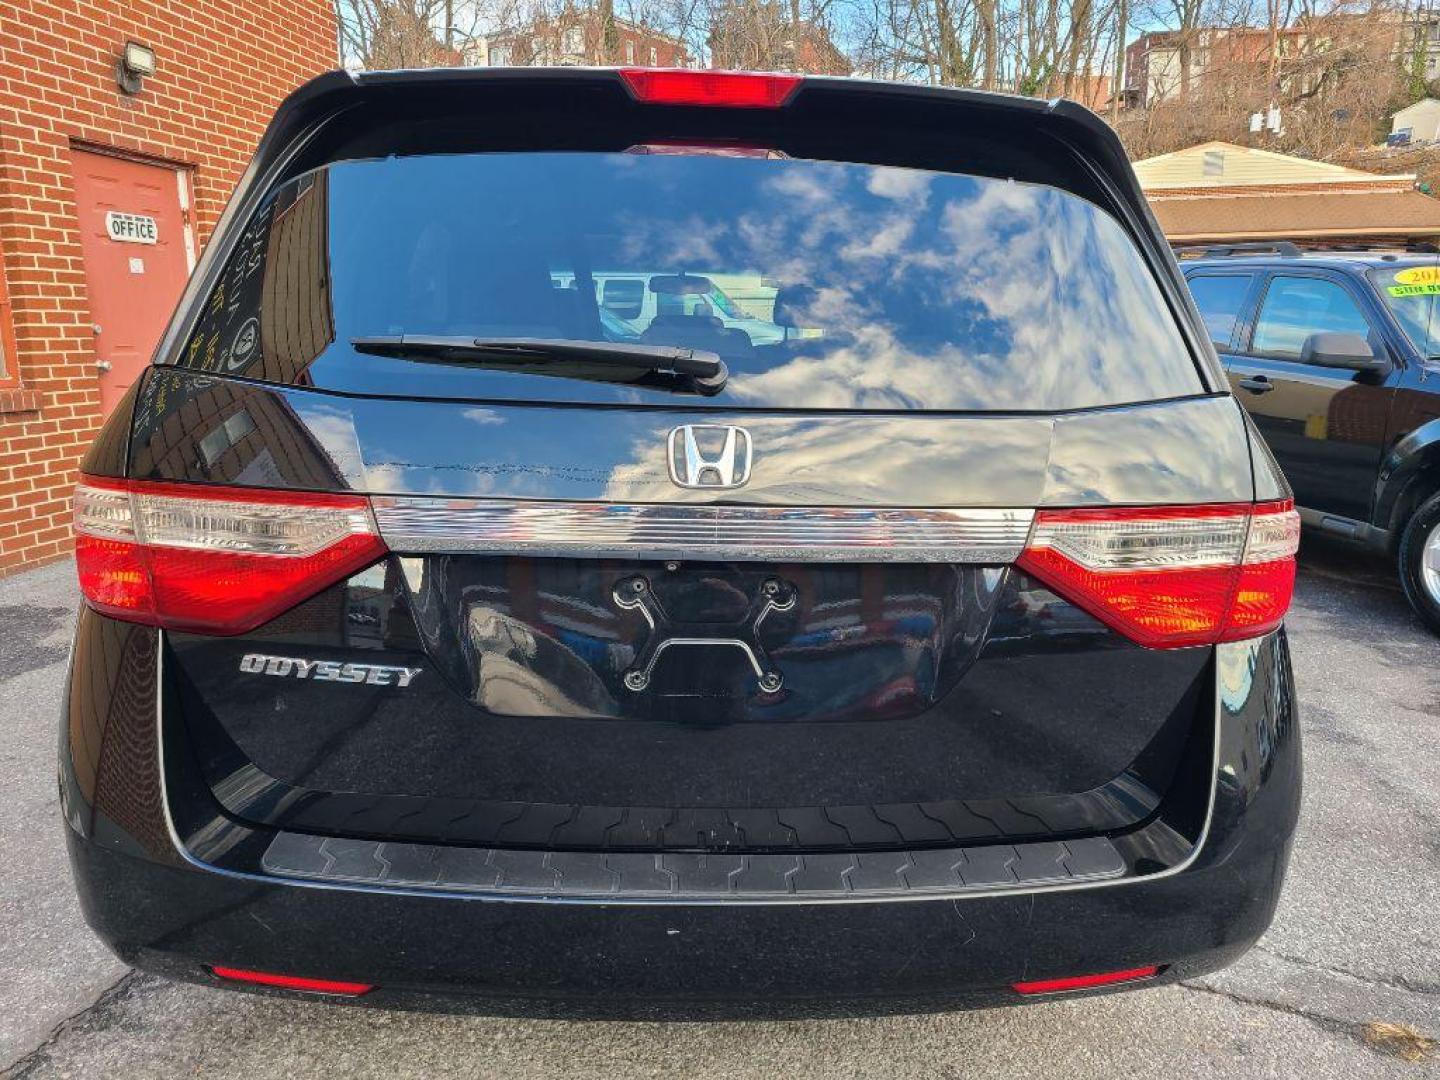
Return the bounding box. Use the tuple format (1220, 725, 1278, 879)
(1, 541, 1436, 1079)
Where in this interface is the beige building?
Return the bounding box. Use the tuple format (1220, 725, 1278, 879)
(1135, 141, 1440, 247)
(1392, 98, 1440, 143)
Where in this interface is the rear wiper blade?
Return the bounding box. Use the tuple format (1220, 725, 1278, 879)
(350, 335, 728, 395)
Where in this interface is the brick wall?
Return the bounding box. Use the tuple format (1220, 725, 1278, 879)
(0, 0, 338, 576)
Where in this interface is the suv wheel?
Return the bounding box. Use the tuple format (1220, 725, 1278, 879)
(1399, 491, 1440, 635)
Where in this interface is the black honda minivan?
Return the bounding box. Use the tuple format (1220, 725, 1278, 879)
(62, 68, 1301, 1015)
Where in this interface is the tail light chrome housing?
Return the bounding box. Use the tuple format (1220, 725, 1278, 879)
(73, 477, 384, 635)
(1018, 501, 1300, 648)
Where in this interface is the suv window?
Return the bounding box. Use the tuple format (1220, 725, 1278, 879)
(1251, 275, 1372, 360)
(180, 151, 1204, 411)
(601, 279, 644, 320)
(1369, 264, 1440, 357)
(1187, 274, 1253, 349)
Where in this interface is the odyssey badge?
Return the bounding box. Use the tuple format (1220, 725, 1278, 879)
(239, 653, 423, 687)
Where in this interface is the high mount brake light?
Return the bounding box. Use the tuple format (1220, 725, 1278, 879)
(626, 142, 787, 159)
(74, 477, 386, 635)
(1017, 501, 1299, 648)
(619, 68, 802, 108)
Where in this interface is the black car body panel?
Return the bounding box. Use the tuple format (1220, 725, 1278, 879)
(168, 565, 1210, 851)
(126, 368, 1253, 505)
(63, 610, 1298, 1014)
(63, 68, 1300, 1013)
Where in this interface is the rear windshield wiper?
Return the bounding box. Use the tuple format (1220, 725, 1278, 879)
(350, 335, 729, 396)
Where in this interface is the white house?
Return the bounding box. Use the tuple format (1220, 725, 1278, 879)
(1392, 98, 1440, 143)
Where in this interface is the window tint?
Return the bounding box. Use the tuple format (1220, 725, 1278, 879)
(181, 152, 1204, 411)
(1187, 274, 1253, 349)
(1251, 276, 1372, 359)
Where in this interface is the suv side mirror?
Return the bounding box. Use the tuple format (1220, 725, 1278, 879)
(1300, 332, 1387, 372)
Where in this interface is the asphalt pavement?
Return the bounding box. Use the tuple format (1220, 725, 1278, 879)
(1, 540, 1436, 1079)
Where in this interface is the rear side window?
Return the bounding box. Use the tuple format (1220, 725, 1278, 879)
(179, 152, 1204, 411)
(1187, 274, 1253, 349)
(1250, 276, 1372, 360)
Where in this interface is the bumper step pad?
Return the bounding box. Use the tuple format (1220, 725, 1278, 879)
(261, 831, 1126, 901)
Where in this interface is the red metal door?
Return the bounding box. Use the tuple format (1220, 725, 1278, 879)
(71, 149, 195, 416)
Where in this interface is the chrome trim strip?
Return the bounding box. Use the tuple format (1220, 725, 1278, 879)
(369, 498, 1035, 563)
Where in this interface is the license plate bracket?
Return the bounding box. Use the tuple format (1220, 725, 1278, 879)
(613, 574, 795, 695)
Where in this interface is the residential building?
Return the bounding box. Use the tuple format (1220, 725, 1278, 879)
(707, 2, 850, 75)
(1123, 27, 1304, 108)
(1126, 11, 1440, 110)
(1135, 140, 1440, 246)
(0, 2, 338, 576)
(1392, 98, 1440, 143)
(469, 14, 688, 68)
(1403, 10, 1440, 79)
(1045, 73, 1114, 112)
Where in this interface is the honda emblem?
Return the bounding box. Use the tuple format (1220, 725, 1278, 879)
(667, 425, 753, 489)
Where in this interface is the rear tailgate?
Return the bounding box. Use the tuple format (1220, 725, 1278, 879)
(148, 378, 1248, 852)
(118, 69, 1246, 858)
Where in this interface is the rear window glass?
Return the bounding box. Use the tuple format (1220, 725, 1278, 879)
(179, 152, 1203, 411)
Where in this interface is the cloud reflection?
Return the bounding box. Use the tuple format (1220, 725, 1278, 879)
(602, 157, 1196, 412)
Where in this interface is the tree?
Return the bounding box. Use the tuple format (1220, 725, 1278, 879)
(341, 0, 482, 68)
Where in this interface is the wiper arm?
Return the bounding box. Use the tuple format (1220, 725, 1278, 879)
(350, 335, 728, 395)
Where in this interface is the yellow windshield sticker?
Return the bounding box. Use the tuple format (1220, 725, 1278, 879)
(1389, 283, 1440, 297)
(1394, 266, 1440, 286)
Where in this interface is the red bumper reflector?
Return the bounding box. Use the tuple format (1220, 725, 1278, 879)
(619, 68, 802, 108)
(1013, 965, 1161, 995)
(210, 966, 374, 996)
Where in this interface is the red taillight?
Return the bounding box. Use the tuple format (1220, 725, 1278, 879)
(619, 68, 802, 108)
(1017, 500, 1299, 648)
(74, 477, 386, 635)
(1013, 965, 1161, 995)
(209, 966, 374, 996)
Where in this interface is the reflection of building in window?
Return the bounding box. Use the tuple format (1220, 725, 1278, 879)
(174, 171, 332, 386)
(259, 171, 333, 384)
(198, 409, 257, 469)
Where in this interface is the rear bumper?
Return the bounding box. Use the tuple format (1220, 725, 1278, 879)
(69, 832, 1286, 1017)
(61, 616, 1300, 1017)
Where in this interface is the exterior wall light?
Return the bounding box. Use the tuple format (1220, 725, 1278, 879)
(118, 42, 156, 95)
